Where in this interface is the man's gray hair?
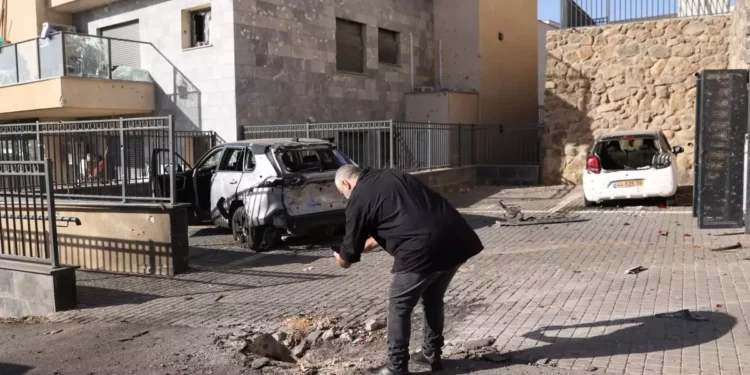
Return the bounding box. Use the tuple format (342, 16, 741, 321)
(335, 165, 362, 184)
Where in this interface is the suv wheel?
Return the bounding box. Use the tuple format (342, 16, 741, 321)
(232, 207, 276, 252)
(665, 195, 677, 207)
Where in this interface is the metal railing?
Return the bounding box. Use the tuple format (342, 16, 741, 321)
(0, 160, 59, 267)
(242, 121, 542, 172)
(0, 32, 201, 127)
(561, 0, 731, 28)
(0, 117, 222, 204)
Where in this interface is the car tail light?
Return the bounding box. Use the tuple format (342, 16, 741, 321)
(586, 155, 601, 174)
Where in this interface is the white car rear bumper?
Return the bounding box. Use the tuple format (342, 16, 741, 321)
(583, 168, 677, 203)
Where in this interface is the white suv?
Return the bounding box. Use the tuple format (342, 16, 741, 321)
(582, 130, 684, 207)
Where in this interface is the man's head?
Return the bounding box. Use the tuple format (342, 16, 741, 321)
(335, 165, 362, 199)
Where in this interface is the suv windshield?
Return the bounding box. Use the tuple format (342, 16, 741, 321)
(276, 148, 346, 173)
(597, 135, 661, 170)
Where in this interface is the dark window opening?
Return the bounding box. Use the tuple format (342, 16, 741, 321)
(597, 136, 661, 171)
(191, 8, 211, 47)
(336, 18, 364, 73)
(378, 28, 399, 65)
(277, 149, 344, 173)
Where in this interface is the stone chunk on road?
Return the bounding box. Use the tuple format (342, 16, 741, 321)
(249, 334, 295, 363)
(365, 319, 385, 332)
(292, 341, 310, 358)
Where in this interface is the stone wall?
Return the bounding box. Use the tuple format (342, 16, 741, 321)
(543, 16, 730, 185)
(233, 0, 434, 132)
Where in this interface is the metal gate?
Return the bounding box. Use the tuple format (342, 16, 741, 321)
(0, 160, 60, 267)
(695, 70, 749, 229)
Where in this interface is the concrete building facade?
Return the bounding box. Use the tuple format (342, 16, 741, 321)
(0, 0, 539, 142)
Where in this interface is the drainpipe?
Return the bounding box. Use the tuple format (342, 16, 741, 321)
(438, 39, 443, 90)
(410, 32, 414, 91)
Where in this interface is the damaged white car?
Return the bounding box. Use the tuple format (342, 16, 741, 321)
(583, 130, 684, 207)
(153, 138, 354, 251)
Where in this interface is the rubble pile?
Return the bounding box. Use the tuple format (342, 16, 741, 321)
(214, 315, 388, 373)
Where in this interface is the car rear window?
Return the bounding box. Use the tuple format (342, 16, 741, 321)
(277, 148, 345, 173)
(597, 135, 661, 170)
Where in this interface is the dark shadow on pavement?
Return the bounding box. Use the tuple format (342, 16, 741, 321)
(462, 214, 506, 231)
(509, 311, 736, 363)
(0, 363, 33, 375)
(76, 286, 159, 308)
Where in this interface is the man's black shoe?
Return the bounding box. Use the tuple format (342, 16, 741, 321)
(368, 364, 409, 375)
(410, 351, 444, 371)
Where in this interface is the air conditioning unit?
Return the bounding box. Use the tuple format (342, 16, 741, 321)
(43, 22, 77, 34)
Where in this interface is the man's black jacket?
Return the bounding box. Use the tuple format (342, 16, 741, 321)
(339, 168, 484, 273)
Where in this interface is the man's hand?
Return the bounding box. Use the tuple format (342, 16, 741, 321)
(334, 251, 351, 269)
(363, 237, 380, 253)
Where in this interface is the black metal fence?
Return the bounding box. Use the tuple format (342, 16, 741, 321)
(242, 121, 542, 172)
(0, 160, 59, 267)
(0, 117, 221, 204)
(561, 0, 731, 28)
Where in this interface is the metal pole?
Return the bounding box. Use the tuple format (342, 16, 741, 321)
(438, 39, 443, 90)
(306, 122, 310, 138)
(44, 159, 59, 268)
(14, 43, 19, 83)
(108, 38, 112, 80)
(119, 118, 126, 203)
(61, 33, 67, 77)
(457, 125, 462, 167)
(35, 121, 41, 160)
(389, 120, 394, 169)
(168, 115, 176, 205)
(428, 122, 432, 170)
(36, 38, 41, 80)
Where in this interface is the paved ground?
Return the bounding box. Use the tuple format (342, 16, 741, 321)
(35, 185, 750, 374)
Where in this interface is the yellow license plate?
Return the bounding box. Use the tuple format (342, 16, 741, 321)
(615, 180, 644, 188)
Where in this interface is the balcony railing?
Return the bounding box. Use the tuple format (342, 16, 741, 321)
(0, 32, 200, 128)
(561, 0, 731, 29)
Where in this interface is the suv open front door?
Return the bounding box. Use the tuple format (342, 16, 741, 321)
(150, 149, 194, 204)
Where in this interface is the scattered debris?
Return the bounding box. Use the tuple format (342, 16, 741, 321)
(481, 353, 510, 363)
(464, 338, 496, 351)
(499, 201, 521, 218)
(658, 231, 668, 237)
(250, 334, 296, 363)
(45, 329, 64, 335)
(272, 332, 288, 343)
(623, 222, 631, 226)
(251, 357, 270, 370)
(656, 309, 707, 322)
(302, 267, 314, 272)
(305, 330, 324, 344)
(292, 341, 310, 358)
(625, 266, 647, 275)
(364, 319, 385, 332)
(535, 358, 551, 365)
(716, 304, 723, 308)
(339, 331, 353, 342)
(215, 295, 224, 302)
(684, 234, 692, 238)
(0, 316, 50, 325)
(321, 328, 337, 341)
(184, 297, 193, 301)
(587, 366, 599, 372)
(711, 243, 742, 252)
(711, 232, 744, 237)
(119, 330, 150, 342)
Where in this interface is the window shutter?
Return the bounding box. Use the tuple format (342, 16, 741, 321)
(336, 19, 364, 73)
(100, 21, 141, 68)
(378, 29, 399, 65)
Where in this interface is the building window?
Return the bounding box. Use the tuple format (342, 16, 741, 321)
(182, 7, 211, 49)
(378, 28, 399, 65)
(336, 18, 364, 74)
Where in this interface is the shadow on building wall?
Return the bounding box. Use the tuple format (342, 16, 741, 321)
(542, 54, 594, 185)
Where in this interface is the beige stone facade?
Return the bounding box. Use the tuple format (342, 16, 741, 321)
(543, 16, 730, 185)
